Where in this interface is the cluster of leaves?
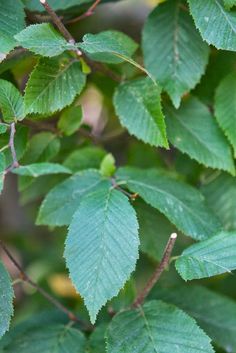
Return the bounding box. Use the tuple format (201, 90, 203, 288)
(1, 0, 236, 352)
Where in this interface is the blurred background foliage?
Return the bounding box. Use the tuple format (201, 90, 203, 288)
(0, 2, 235, 352)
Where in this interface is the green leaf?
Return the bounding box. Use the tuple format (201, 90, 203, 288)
(78, 30, 138, 64)
(12, 163, 71, 177)
(2, 324, 86, 352)
(135, 199, 177, 261)
(15, 23, 77, 58)
(0, 80, 24, 122)
(188, 0, 236, 51)
(37, 170, 104, 226)
(22, 132, 60, 164)
(58, 105, 83, 136)
(215, 72, 236, 157)
(114, 78, 168, 147)
(64, 182, 139, 323)
(0, 262, 14, 339)
(63, 147, 106, 172)
(24, 58, 86, 115)
(165, 96, 235, 174)
(201, 172, 236, 230)
(117, 167, 221, 240)
(176, 231, 236, 280)
(142, 0, 209, 108)
(224, 0, 236, 9)
(100, 153, 116, 177)
(152, 285, 236, 353)
(0, 0, 25, 55)
(0, 153, 5, 172)
(106, 300, 214, 353)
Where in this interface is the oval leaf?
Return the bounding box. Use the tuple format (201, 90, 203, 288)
(165, 96, 235, 175)
(15, 23, 76, 57)
(64, 182, 139, 323)
(188, 0, 236, 51)
(78, 30, 138, 64)
(117, 167, 222, 240)
(215, 72, 236, 157)
(142, 0, 209, 108)
(0, 79, 24, 122)
(24, 58, 86, 115)
(12, 163, 71, 177)
(114, 78, 168, 147)
(176, 231, 236, 280)
(106, 300, 214, 353)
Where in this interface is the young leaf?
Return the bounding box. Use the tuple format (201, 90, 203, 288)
(201, 172, 236, 230)
(37, 170, 104, 226)
(165, 96, 235, 175)
(142, 0, 209, 108)
(215, 72, 236, 157)
(0, 0, 25, 55)
(117, 167, 221, 240)
(12, 163, 71, 177)
(58, 106, 83, 136)
(64, 182, 139, 323)
(2, 324, 86, 352)
(78, 30, 138, 64)
(0, 262, 14, 339)
(176, 231, 236, 280)
(100, 153, 116, 177)
(15, 23, 76, 57)
(188, 0, 236, 51)
(24, 58, 86, 115)
(114, 78, 168, 147)
(0, 79, 24, 122)
(106, 300, 214, 353)
(153, 285, 236, 353)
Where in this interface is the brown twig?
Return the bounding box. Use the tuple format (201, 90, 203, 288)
(0, 240, 92, 330)
(132, 233, 178, 308)
(4, 123, 19, 175)
(66, 0, 101, 24)
(39, 0, 75, 44)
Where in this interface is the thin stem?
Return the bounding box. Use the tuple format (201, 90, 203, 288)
(9, 123, 19, 168)
(132, 233, 178, 308)
(39, 0, 75, 44)
(111, 178, 138, 200)
(0, 240, 92, 330)
(66, 0, 101, 24)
